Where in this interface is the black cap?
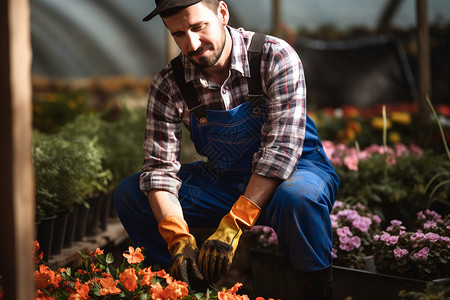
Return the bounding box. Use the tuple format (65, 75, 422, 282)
(143, 0, 203, 21)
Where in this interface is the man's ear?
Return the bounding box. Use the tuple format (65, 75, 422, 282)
(217, 1, 229, 26)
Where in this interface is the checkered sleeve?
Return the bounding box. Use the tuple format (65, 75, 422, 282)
(139, 70, 184, 197)
(252, 37, 307, 180)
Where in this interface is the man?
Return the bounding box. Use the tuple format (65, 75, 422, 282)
(114, 0, 339, 299)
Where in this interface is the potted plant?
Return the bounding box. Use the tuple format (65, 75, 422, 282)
(373, 210, 450, 281)
(33, 129, 112, 255)
(330, 201, 382, 270)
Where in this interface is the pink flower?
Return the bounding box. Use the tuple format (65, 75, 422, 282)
(380, 233, 391, 242)
(424, 232, 440, 243)
(410, 232, 425, 242)
(393, 248, 409, 259)
(409, 144, 423, 156)
(441, 236, 450, 242)
(413, 247, 430, 260)
(386, 220, 405, 231)
(372, 215, 382, 224)
(339, 236, 361, 251)
(331, 248, 338, 259)
(333, 201, 345, 209)
(417, 211, 426, 221)
(394, 143, 409, 156)
(343, 155, 358, 171)
(322, 141, 336, 159)
(423, 221, 437, 230)
(352, 216, 371, 233)
(381, 234, 399, 246)
(337, 226, 353, 237)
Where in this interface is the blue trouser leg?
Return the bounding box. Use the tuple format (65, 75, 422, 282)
(115, 150, 338, 271)
(259, 150, 339, 271)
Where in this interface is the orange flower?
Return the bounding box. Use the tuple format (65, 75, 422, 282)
(100, 276, 121, 296)
(138, 267, 157, 287)
(34, 241, 43, 264)
(119, 268, 138, 292)
(150, 282, 165, 300)
(123, 246, 144, 264)
(165, 280, 189, 299)
(35, 289, 55, 300)
(90, 262, 101, 273)
(156, 269, 173, 284)
(34, 240, 40, 253)
(72, 279, 89, 300)
(218, 283, 250, 300)
(34, 264, 54, 290)
(89, 247, 104, 256)
(342, 106, 359, 118)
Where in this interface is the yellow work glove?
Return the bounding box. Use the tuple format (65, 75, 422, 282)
(158, 216, 205, 290)
(198, 196, 261, 283)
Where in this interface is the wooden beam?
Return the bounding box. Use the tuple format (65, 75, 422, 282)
(416, 0, 431, 116)
(0, 0, 34, 299)
(272, 0, 282, 37)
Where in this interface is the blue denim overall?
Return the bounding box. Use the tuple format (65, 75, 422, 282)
(114, 99, 339, 272)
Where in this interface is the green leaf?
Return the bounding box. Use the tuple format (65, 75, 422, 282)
(106, 252, 115, 264)
(77, 250, 89, 259)
(97, 254, 107, 265)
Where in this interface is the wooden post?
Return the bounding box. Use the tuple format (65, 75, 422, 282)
(272, 0, 282, 37)
(0, 0, 35, 299)
(416, 0, 431, 116)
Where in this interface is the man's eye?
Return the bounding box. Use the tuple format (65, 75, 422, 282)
(192, 24, 205, 31)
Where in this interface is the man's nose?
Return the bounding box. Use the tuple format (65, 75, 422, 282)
(186, 32, 201, 52)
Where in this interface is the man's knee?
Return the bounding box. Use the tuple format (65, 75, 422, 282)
(275, 176, 325, 211)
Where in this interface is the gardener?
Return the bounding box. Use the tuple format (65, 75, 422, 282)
(114, 0, 339, 299)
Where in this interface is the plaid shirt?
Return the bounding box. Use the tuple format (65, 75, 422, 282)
(140, 26, 307, 196)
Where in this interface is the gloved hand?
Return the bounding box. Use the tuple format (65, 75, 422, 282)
(158, 216, 205, 290)
(198, 196, 261, 283)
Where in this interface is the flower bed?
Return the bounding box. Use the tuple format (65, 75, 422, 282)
(31, 242, 264, 300)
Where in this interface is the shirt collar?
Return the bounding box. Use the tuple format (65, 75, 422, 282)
(180, 26, 251, 83)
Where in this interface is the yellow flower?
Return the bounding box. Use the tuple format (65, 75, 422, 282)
(389, 131, 401, 143)
(67, 100, 77, 110)
(371, 117, 391, 130)
(390, 111, 411, 125)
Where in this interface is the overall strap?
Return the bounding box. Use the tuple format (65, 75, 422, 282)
(247, 32, 266, 105)
(171, 55, 208, 122)
(170, 32, 267, 122)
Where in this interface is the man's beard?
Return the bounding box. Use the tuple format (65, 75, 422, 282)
(188, 29, 226, 69)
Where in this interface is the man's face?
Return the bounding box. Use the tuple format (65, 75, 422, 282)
(163, 2, 228, 69)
